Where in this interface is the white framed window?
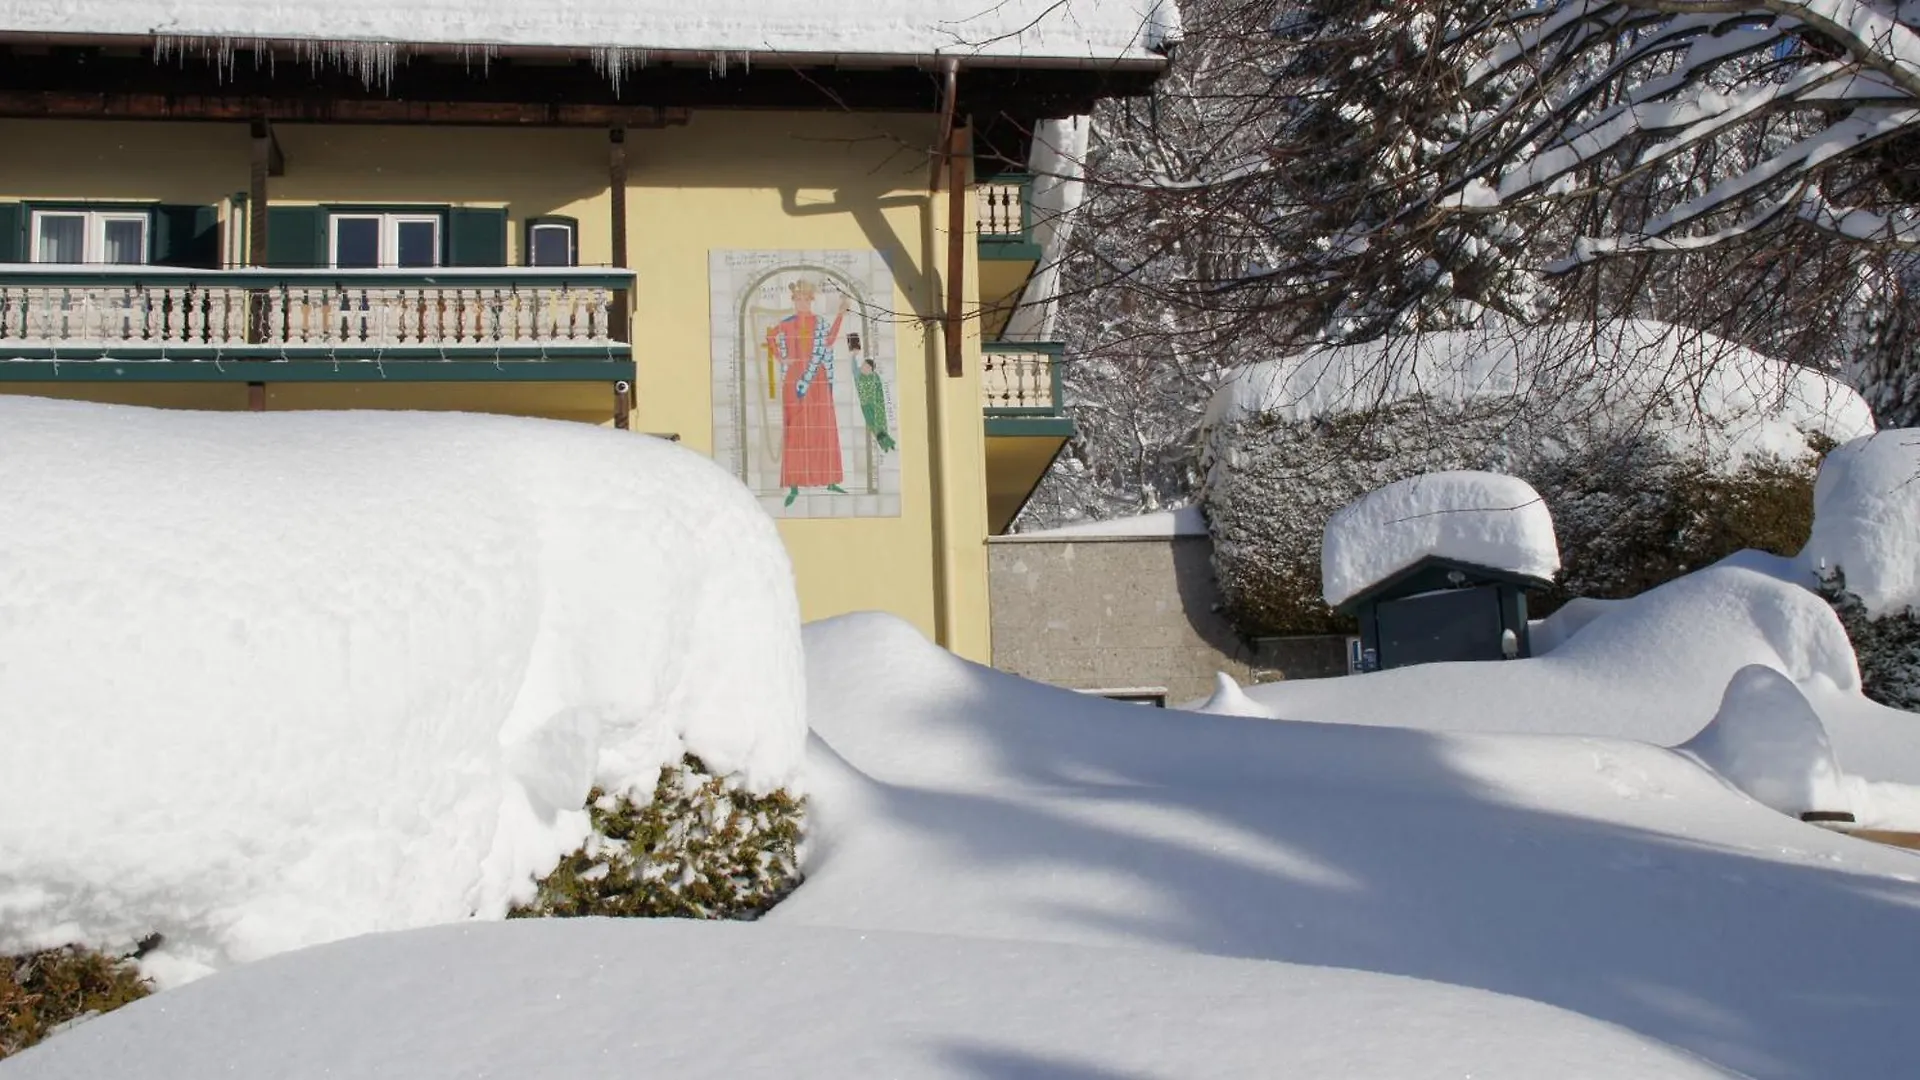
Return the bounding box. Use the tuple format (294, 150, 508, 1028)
(30, 209, 150, 265)
(329, 212, 441, 269)
(527, 220, 577, 267)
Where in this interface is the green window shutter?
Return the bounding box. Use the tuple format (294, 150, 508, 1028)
(447, 207, 508, 267)
(0, 202, 24, 263)
(152, 204, 222, 268)
(265, 206, 327, 268)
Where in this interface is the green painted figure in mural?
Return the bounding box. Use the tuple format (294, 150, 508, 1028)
(847, 333, 896, 454)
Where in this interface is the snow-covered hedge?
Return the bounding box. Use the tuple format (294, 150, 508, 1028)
(1201, 323, 1870, 636)
(0, 399, 809, 984)
(1800, 432, 1920, 712)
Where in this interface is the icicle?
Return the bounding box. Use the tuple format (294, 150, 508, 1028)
(152, 32, 397, 90)
(458, 43, 498, 77)
(591, 47, 650, 97)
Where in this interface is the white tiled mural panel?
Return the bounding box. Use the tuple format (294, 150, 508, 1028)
(710, 250, 903, 519)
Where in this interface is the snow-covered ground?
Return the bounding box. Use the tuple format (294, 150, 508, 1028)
(7, 404, 1920, 1079)
(18, 610, 1920, 1078)
(0, 398, 805, 983)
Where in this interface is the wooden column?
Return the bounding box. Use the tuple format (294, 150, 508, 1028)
(944, 121, 969, 379)
(247, 118, 271, 347)
(609, 127, 630, 342)
(614, 380, 633, 430)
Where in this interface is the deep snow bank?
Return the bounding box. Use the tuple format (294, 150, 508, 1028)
(1244, 558, 1920, 784)
(1798, 430, 1920, 616)
(1322, 471, 1558, 607)
(787, 613, 1920, 1080)
(0, 919, 1737, 1080)
(0, 398, 805, 981)
(1679, 665, 1850, 817)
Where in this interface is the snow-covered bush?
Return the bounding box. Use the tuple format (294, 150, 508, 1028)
(1816, 572, 1920, 713)
(512, 756, 805, 922)
(1, 947, 150, 1061)
(1679, 665, 1852, 819)
(1799, 432, 1920, 712)
(0, 399, 808, 984)
(1201, 323, 1869, 636)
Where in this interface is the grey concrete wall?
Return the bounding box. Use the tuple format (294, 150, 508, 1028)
(989, 534, 1348, 705)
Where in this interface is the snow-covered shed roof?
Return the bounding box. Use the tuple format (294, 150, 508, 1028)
(0, 0, 1182, 64)
(1322, 471, 1560, 610)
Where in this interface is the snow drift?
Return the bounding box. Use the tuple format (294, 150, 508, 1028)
(0, 398, 806, 982)
(1797, 429, 1920, 616)
(1321, 470, 1558, 607)
(1679, 665, 1851, 817)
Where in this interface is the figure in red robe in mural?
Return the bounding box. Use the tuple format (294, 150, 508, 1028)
(767, 279, 851, 506)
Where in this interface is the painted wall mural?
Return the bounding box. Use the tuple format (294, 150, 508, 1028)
(710, 250, 903, 519)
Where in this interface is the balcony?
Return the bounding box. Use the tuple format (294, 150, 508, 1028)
(981, 340, 1073, 533)
(0, 266, 634, 383)
(975, 174, 1042, 260)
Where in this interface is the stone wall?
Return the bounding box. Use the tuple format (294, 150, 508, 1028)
(989, 533, 1349, 705)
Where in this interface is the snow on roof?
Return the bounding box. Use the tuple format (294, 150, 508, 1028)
(1797, 429, 1920, 616)
(0, 397, 805, 980)
(1322, 471, 1559, 608)
(1016, 504, 1207, 539)
(0, 0, 1181, 62)
(1204, 320, 1873, 464)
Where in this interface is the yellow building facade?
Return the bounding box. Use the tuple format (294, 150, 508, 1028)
(0, 18, 1169, 660)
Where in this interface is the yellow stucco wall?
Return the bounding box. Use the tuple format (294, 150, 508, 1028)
(0, 114, 992, 659)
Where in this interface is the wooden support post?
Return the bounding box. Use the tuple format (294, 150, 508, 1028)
(247, 382, 266, 412)
(944, 121, 969, 380)
(608, 127, 630, 344)
(613, 380, 633, 430)
(247, 117, 271, 342)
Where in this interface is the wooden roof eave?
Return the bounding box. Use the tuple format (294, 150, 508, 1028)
(0, 29, 1174, 74)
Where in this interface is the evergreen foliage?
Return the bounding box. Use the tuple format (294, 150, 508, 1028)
(1817, 569, 1920, 714)
(512, 755, 806, 922)
(1, 946, 152, 1061)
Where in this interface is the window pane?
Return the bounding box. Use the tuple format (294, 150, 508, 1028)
(530, 224, 573, 267)
(395, 220, 439, 268)
(35, 214, 84, 263)
(333, 217, 380, 269)
(101, 218, 147, 265)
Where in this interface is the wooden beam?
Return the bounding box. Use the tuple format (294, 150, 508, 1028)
(944, 121, 969, 380)
(247, 118, 271, 342)
(608, 126, 630, 344)
(0, 91, 693, 128)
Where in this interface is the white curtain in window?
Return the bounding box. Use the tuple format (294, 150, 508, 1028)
(102, 219, 145, 265)
(36, 215, 84, 263)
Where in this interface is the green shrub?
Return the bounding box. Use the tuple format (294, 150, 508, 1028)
(2, 945, 152, 1060)
(1203, 403, 1821, 636)
(512, 755, 806, 922)
(1817, 569, 1920, 713)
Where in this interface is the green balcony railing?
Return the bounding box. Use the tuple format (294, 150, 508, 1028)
(975, 175, 1043, 260)
(981, 340, 1065, 417)
(0, 265, 634, 381)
